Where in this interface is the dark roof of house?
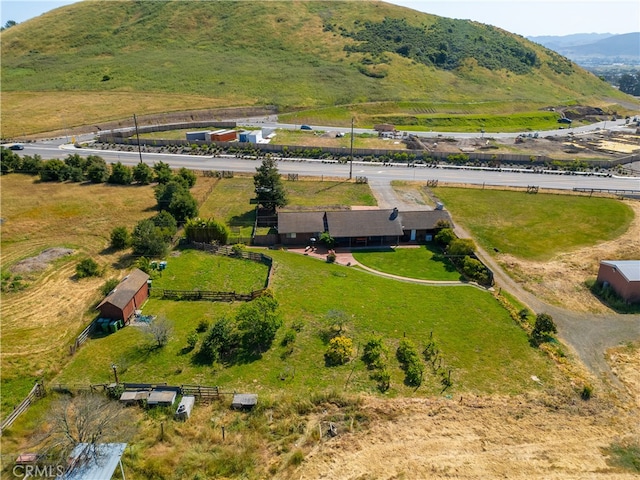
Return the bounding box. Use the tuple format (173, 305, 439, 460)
(600, 260, 640, 282)
(399, 210, 451, 230)
(326, 209, 405, 237)
(96, 268, 149, 310)
(277, 211, 326, 234)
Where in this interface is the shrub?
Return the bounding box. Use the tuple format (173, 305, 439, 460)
(461, 255, 489, 284)
(196, 319, 209, 333)
(101, 278, 119, 296)
(531, 313, 557, 346)
(326, 250, 337, 263)
(362, 337, 388, 369)
(325, 336, 354, 366)
(319, 231, 335, 248)
(581, 384, 593, 400)
(435, 227, 455, 246)
(132, 162, 153, 185)
(405, 362, 423, 387)
(370, 368, 391, 392)
(76, 258, 101, 278)
(186, 331, 199, 350)
(110, 226, 131, 250)
(281, 329, 296, 347)
(231, 243, 246, 257)
(396, 339, 420, 365)
(448, 238, 476, 257)
(108, 162, 133, 185)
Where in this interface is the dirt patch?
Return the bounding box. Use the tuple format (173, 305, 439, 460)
(607, 342, 640, 409)
(9, 248, 74, 274)
(289, 391, 639, 480)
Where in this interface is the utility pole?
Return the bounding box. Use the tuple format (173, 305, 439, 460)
(133, 113, 143, 163)
(111, 363, 119, 384)
(349, 117, 354, 180)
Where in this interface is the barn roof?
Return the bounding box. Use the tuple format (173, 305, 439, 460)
(600, 260, 640, 282)
(97, 268, 149, 310)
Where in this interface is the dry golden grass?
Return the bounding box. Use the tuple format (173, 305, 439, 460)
(1, 91, 247, 138)
(0, 174, 219, 409)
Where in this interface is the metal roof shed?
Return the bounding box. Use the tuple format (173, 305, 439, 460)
(147, 390, 177, 407)
(231, 393, 257, 410)
(62, 443, 127, 480)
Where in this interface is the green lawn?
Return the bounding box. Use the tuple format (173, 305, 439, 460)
(152, 249, 269, 293)
(57, 249, 557, 396)
(352, 245, 462, 281)
(433, 188, 634, 261)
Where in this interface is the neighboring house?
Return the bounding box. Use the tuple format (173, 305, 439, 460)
(96, 269, 150, 321)
(277, 208, 451, 247)
(596, 260, 640, 303)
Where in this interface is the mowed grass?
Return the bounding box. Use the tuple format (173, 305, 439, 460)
(57, 249, 557, 396)
(433, 187, 634, 261)
(152, 248, 269, 293)
(352, 245, 462, 281)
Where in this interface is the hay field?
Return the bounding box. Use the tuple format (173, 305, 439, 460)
(0, 174, 218, 414)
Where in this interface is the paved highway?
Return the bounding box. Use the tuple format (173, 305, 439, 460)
(12, 127, 640, 192)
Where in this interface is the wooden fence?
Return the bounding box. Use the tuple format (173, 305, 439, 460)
(0, 382, 45, 436)
(161, 289, 264, 302)
(181, 385, 220, 401)
(69, 320, 95, 355)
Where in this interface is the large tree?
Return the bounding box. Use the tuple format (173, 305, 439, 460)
(253, 158, 287, 212)
(131, 218, 168, 257)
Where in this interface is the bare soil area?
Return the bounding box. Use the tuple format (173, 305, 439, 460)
(9, 247, 74, 274)
(288, 386, 639, 480)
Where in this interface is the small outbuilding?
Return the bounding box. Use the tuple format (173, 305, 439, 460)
(147, 389, 177, 407)
(175, 396, 195, 421)
(231, 393, 257, 410)
(96, 269, 150, 322)
(596, 260, 640, 304)
(119, 391, 150, 406)
(210, 129, 237, 142)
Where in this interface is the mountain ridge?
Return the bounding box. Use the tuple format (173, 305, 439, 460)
(1, 0, 636, 136)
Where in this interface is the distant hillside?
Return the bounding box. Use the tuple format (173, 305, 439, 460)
(0, 0, 635, 136)
(529, 32, 640, 66)
(528, 33, 614, 49)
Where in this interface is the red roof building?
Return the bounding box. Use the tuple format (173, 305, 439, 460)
(96, 269, 150, 321)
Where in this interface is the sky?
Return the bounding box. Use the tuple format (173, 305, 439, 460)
(1, 0, 639, 37)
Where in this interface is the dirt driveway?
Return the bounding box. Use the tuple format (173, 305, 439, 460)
(370, 181, 640, 386)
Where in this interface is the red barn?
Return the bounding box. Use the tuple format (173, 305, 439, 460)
(596, 260, 640, 304)
(96, 269, 150, 321)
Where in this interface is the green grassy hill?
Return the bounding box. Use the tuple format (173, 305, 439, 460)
(1, 0, 634, 136)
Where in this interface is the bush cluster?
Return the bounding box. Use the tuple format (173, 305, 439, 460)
(362, 337, 390, 392)
(325, 336, 354, 366)
(396, 339, 423, 387)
